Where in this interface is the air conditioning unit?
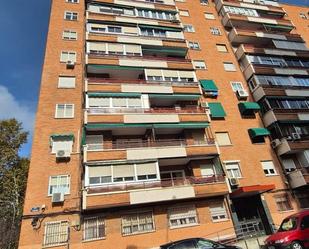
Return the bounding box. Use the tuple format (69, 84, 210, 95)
(56, 150, 71, 158)
(292, 133, 301, 140)
(229, 177, 239, 187)
(236, 89, 249, 99)
(271, 139, 282, 148)
(52, 193, 64, 203)
(66, 60, 75, 69)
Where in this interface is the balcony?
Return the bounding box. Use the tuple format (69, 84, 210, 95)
(83, 175, 228, 209)
(215, 0, 286, 16)
(222, 13, 293, 31)
(228, 28, 303, 45)
(83, 138, 218, 162)
(262, 109, 309, 127)
(89, 0, 177, 9)
(287, 168, 309, 189)
(86, 53, 194, 70)
(235, 45, 309, 60)
(274, 138, 309, 156)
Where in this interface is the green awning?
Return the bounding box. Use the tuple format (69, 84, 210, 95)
(50, 133, 75, 141)
(86, 123, 152, 130)
(139, 24, 182, 31)
(88, 92, 141, 97)
(248, 128, 270, 139)
(142, 48, 187, 56)
(208, 103, 226, 118)
(200, 80, 218, 92)
(153, 122, 209, 129)
(238, 102, 260, 115)
(81, 128, 86, 146)
(88, 65, 144, 70)
(264, 24, 294, 31)
(148, 94, 201, 100)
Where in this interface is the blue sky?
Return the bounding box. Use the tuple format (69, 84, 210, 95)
(0, 0, 307, 157)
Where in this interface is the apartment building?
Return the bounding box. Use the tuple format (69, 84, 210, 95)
(18, 0, 309, 248)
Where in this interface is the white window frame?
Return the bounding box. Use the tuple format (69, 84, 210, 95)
(230, 81, 244, 92)
(55, 104, 75, 118)
(215, 132, 232, 146)
(210, 27, 221, 35)
(275, 194, 293, 212)
(223, 62, 237, 72)
(60, 51, 77, 63)
(216, 44, 228, 52)
(44, 221, 69, 247)
(58, 76, 76, 88)
(62, 30, 77, 40)
(193, 60, 207, 70)
(209, 202, 229, 222)
(66, 0, 79, 3)
(184, 24, 195, 33)
(83, 217, 105, 241)
(224, 161, 242, 178)
(261, 160, 277, 176)
(48, 175, 70, 196)
(64, 11, 78, 21)
(188, 41, 200, 50)
(200, 0, 209, 5)
(121, 211, 155, 235)
(51, 137, 73, 154)
(179, 10, 190, 17)
(168, 205, 198, 228)
(204, 12, 215, 20)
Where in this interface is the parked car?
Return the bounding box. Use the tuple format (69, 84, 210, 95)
(265, 209, 309, 249)
(159, 238, 242, 249)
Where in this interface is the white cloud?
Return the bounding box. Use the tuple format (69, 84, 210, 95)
(0, 85, 35, 133)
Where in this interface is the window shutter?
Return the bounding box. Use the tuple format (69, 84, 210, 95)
(113, 164, 135, 178)
(88, 166, 112, 177)
(136, 162, 157, 175)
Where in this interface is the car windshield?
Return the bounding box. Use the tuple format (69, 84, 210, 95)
(278, 217, 298, 232)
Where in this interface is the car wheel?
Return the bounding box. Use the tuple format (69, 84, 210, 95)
(291, 241, 303, 249)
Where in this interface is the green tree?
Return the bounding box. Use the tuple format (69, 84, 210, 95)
(0, 119, 30, 249)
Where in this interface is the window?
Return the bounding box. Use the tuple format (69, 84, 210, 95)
(223, 6, 259, 17)
(88, 97, 142, 108)
(122, 211, 155, 235)
(179, 10, 189, 16)
(224, 161, 242, 178)
(296, 193, 309, 209)
(48, 175, 70, 195)
(55, 104, 74, 118)
(64, 11, 78, 21)
(183, 24, 195, 32)
(168, 205, 198, 228)
(83, 217, 105, 241)
(230, 81, 244, 92)
(44, 221, 69, 247)
(58, 76, 76, 88)
(193, 60, 206, 69)
(282, 158, 296, 173)
(204, 13, 215, 19)
(210, 27, 221, 35)
(301, 215, 309, 230)
(216, 44, 228, 52)
(60, 51, 76, 62)
(223, 62, 236, 72)
(261, 161, 277, 176)
(209, 202, 228, 222)
(86, 135, 103, 151)
(273, 40, 308, 51)
(62, 30, 77, 40)
(170, 240, 196, 249)
(66, 0, 79, 3)
(300, 13, 307, 19)
(51, 136, 74, 154)
(275, 194, 293, 212)
(188, 41, 200, 50)
(215, 132, 232, 146)
(200, 0, 209, 5)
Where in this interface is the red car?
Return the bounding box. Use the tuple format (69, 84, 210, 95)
(265, 209, 309, 249)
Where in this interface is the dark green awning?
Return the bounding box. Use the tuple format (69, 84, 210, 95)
(88, 65, 144, 70)
(208, 103, 226, 118)
(88, 92, 141, 97)
(86, 123, 152, 130)
(238, 102, 260, 115)
(50, 133, 74, 141)
(248, 128, 270, 139)
(200, 80, 218, 92)
(139, 24, 182, 31)
(153, 122, 209, 129)
(264, 24, 294, 31)
(148, 94, 201, 100)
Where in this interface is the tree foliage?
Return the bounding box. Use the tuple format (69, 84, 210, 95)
(0, 119, 29, 249)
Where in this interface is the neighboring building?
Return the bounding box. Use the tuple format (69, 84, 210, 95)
(18, 0, 309, 248)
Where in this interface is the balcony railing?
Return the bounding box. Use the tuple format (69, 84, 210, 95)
(88, 53, 190, 63)
(234, 28, 301, 38)
(87, 107, 205, 114)
(87, 138, 215, 151)
(86, 175, 226, 194)
(87, 78, 198, 86)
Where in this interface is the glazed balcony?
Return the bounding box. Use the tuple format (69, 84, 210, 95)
(83, 175, 228, 209)
(235, 45, 309, 60)
(222, 13, 293, 30)
(287, 168, 309, 189)
(88, 0, 177, 9)
(228, 28, 303, 45)
(215, 0, 286, 16)
(262, 109, 309, 127)
(86, 53, 194, 70)
(274, 138, 309, 156)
